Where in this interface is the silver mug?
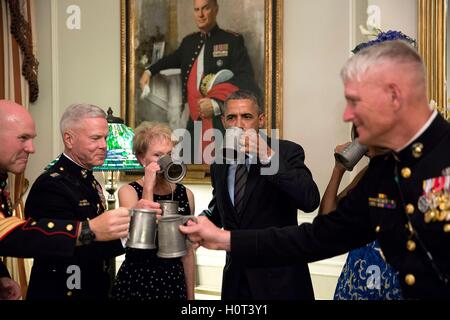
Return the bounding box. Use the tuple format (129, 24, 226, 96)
(157, 215, 197, 258)
(158, 200, 179, 216)
(157, 154, 187, 184)
(126, 208, 158, 249)
(334, 138, 368, 171)
(223, 127, 244, 162)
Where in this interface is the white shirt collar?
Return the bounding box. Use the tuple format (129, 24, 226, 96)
(395, 110, 438, 152)
(63, 152, 89, 170)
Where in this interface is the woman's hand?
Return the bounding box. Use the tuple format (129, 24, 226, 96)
(334, 142, 351, 171)
(142, 162, 160, 201)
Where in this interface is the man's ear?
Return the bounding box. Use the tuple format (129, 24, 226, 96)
(258, 113, 266, 129)
(388, 83, 402, 112)
(63, 131, 74, 149)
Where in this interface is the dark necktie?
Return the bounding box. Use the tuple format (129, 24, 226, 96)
(234, 164, 248, 214)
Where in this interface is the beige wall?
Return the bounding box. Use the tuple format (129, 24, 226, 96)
(27, 0, 418, 300)
(28, 0, 121, 183)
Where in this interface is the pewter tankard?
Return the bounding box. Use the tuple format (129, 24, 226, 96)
(126, 208, 158, 249)
(334, 138, 368, 171)
(157, 154, 187, 183)
(158, 200, 179, 216)
(222, 126, 246, 163)
(157, 215, 197, 258)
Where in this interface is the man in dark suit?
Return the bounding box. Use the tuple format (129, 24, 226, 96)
(24, 104, 130, 300)
(140, 0, 257, 163)
(182, 41, 450, 299)
(201, 90, 320, 300)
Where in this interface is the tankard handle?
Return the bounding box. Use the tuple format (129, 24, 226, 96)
(181, 215, 198, 225)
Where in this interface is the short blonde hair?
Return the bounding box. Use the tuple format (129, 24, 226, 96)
(133, 121, 174, 159)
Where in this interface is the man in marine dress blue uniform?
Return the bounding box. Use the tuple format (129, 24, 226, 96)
(181, 40, 450, 299)
(24, 104, 131, 300)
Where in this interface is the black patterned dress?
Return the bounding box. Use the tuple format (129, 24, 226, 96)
(110, 182, 191, 300)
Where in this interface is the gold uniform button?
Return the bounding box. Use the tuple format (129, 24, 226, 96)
(406, 240, 416, 252)
(59, 167, 64, 171)
(67, 291, 73, 297)
(31, 221, 37, 226)
(405, 204, 415, 215)
(444, 224, 450, 233)
(375, 225, 381, 233)
(405, 274, 416, 286)
(411, 143, 423, 158)
(66, 224, 74, 232)
(47, 222, 55, 229)
(401, 167, 412, 179)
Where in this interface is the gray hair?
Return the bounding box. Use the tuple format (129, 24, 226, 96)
(223, 90, 263, 114)
(340, 40, 425, 84)
(60, 103, 106, 136)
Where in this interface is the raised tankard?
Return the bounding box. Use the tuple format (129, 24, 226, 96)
(157, 215, 197, 258)
(126, 208, 158, 249)
(334, 125, 368, 171)
(157, 154, 187, 184)
(222, 126, 244, 163)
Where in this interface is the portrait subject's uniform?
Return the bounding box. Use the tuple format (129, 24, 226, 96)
(232, 113, 450, 299)
(148, 25, 258, 161)
(25, 154, 124, 300)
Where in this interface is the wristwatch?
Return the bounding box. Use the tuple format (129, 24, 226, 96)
(78, 220, 96, 245)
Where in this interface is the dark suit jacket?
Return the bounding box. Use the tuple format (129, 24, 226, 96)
(204, 139, 320, 300)
(25, 154, 124, 300)
(231, 114, 450, 300)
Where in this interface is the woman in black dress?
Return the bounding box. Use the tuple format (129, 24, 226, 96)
(111, 122, 195, 300)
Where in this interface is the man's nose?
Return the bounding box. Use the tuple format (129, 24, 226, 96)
(343, 105, 354, 123)
(235, 117, 244, 129)
(99, 138, 107, 149)
(25, 140, 35, 154)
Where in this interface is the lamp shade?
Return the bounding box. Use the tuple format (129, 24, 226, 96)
(93, 122, 142, 172)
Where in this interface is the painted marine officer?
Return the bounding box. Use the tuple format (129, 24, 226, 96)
(140, 0, 259, 163)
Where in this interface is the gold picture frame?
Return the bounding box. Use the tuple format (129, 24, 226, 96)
(418, 0, 448, 119)
(120, 0, 283, 184)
